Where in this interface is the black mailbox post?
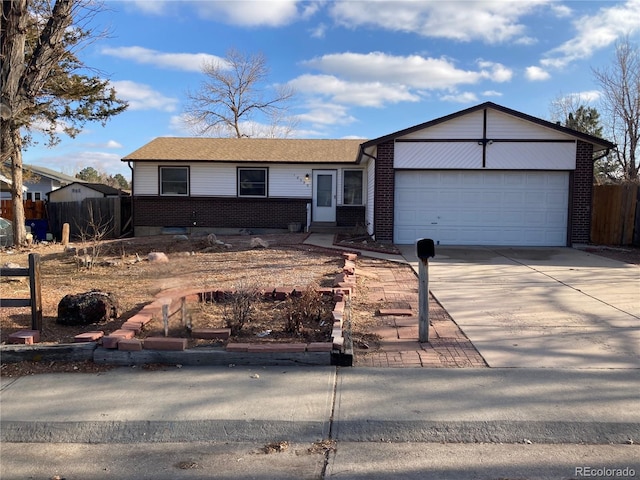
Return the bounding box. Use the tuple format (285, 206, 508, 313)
(416, 238, 435, 343)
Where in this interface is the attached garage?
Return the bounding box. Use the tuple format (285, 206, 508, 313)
(360, 102, 616, 247)
(394, 170, 569, 246)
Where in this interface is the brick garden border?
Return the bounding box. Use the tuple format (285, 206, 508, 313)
(2, 253, 357, 367)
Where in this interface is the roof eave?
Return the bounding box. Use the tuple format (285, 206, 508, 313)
(362, 101, 616, 151)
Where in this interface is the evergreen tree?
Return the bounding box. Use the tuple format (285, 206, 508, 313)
(1, 0, 127, 245)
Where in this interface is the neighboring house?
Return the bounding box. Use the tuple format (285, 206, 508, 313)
(47, 182, 129, 203)
(123, 102, 615, 247)
(0, 163, 81, 200)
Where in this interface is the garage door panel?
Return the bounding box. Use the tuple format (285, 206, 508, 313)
(394, 171, 568, 246)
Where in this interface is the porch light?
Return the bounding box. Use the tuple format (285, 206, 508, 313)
(304, 173, 310, 184)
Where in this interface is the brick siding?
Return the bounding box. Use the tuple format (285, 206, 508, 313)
(336, 205, 365, 227)
(134, 196, 308, 230)
(373, 141, 395, 243)
(570, 140, 595, 244)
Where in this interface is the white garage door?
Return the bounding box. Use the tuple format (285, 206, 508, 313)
(394, 171, 569, 246)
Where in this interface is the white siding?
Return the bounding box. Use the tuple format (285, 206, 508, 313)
(133, 162, 358, 199)
(487, 110, 574, 140)
(487, 142, 576, 170)
(395, 142, 482, 169)
(191, 164, 236, 196)
(49, 184, 104, 202)
(401, 110, 483, 139)
(134, 163, 158, 195)
(269, 165, 313, 198)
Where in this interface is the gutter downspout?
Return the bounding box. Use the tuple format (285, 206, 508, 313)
(359, 146, 378, 239)
(126, 161, 134, 237)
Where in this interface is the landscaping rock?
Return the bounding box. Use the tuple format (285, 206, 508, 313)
(57, 290, 119, 326)
(148, 251, 169, 263)
(250, 237, 269, 249)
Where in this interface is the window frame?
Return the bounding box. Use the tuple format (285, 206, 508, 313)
(237, 167, 268, 198)
(342, 169, 364, 206)
(159, 166, 190, 196)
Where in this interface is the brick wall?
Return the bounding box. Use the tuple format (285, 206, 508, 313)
(570, 140, 595, 244)
(336, 206, 365, 227)
(373, 141, 395, 243)
(134, 196, 308, 230)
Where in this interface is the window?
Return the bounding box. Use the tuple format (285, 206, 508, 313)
(160, 167, 189, 196)
(25, 192, 42, 201)
(238, 168, 267, 197)
(343, 170, 363, 205)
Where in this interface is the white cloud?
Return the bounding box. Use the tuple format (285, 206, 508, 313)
(105, 140, 123, 149)
(193, 0, 301, 26)
(329, 0, 549, 44)
(110, 80, 179, 112)
(102, 46, 223, 72)
(525, 66, 551, 81)
(560, 90, 602, 105)
(550, 4, 572, 17)
(294, 101, 357, 126)
(541, 0, 640, 69)
(84, 140, 123, 149)
(576, 90, 602, 103)
(482, 90, 503, 97)
(440, 92, 479, 103)
(302, 52, 507, 91)
(477, 60, 513, 82)
(125, 0, 168, 15)
(310, 23, 327, 39)
(35, 151, 127, 177)
(169, 114, 191, 134)
(290, 74, 419, 107)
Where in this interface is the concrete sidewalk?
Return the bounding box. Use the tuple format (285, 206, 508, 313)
(2, 366, 638, 445)
(2, 366, 638, 478)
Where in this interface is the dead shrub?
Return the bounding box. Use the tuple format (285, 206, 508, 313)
(282, 285, 329, 334)
(221, 281, 260, 334)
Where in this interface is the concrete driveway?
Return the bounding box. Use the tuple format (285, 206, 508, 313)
(399, 246, 640, 368)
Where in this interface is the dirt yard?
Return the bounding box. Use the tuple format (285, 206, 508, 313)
(0, 233, 391, 375)
(2, 233, 638, 377)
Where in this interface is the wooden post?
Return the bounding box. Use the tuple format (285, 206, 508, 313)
(418, 258, 429, 343)
(29, 253, 42, 331)
(61, 223, 70, 247)
(162, 303, 169, 337)
(181, 297, 187, 327)
(416, 239, 435, 344)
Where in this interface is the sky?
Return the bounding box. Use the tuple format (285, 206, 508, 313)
(23, 0, 640, 180)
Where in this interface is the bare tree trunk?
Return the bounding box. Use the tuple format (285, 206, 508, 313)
(9, 129, 26, 245)
(1, 0, 28, 245)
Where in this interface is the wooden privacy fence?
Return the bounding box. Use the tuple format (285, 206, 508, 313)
(47, 197, 129, 241)
(591, 184, 640, 246)
(0, 200, 46, 220)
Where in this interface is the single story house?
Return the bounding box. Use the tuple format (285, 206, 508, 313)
(0, 163, 82, 201)
(122, 102, 615, 246)
(47, 182, 129, 203)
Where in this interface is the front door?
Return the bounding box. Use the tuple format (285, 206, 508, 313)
(312, 170, 336, 222)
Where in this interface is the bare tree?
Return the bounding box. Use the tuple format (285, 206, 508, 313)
(592, 37, 640, 182)
(1, 0, 127, 245)
(184, 48, 296, 138)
